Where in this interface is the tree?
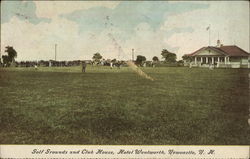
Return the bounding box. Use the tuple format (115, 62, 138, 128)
(135, 55, 146, 66)
(2, 46, 17, 67)
(152, 56, 159, 62)
(177, 60, 184, 66)
(111, 58, 117, 63)
(182, 54, 192, 62)
(161, 49, 176, 63)
(2, 55, 10, 66)
(5, 46, 17, 63)
(92, 53, 102, 62)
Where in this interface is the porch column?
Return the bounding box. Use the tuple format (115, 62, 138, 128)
(194, 57, 197, 64)
(217, 57, 220, 68)
(212, 57, 214, 64)
(206, 57, 208, 63)
(224, 56, 227, 64)
(227, 57, 230, 64)
(201, 57, 203, 63)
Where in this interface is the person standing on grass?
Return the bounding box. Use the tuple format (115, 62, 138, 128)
(82, 61, 87, 73)
(110, 62, 113, 69)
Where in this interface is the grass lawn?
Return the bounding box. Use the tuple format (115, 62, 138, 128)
(0, 66, 249, 145)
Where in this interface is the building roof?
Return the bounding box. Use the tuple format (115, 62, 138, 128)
(187, 45, 249, 57)
(185, 47, 205, 56)
(216, 45, 249, 56)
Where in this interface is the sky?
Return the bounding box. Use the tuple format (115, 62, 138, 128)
(1, 1, 249, 61)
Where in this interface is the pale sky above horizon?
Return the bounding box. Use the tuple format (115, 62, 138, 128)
(1, 1, 249, 61)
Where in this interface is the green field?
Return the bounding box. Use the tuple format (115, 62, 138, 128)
(0, 66, 249, 145)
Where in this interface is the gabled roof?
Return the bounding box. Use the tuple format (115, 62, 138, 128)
(187, 45, 249, 57)
(186, 47, 205, 56)
(216, 45, 249, 56)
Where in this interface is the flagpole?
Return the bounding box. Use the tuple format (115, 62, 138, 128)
(209, 24, 211, 46)
(55, 44, 57, 61)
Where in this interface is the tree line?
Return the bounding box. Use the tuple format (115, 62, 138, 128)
(92, 49, 181, 67)
(1, 46, 184, 67)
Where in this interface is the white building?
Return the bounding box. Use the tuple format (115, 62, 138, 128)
(186, 40, 250, 68)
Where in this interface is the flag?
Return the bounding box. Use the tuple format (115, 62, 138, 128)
(206, 26, 210, 31)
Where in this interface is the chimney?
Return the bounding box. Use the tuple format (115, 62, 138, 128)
(216, 39, 221, 47)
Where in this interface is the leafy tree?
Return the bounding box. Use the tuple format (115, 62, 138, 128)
(92, 52, 102, 62)
(182, 54, 192, 62)
(2, 55, 10, 66)
(135, 55, 146, 66)
(152, 56, 159, 62)
(177, 60, 184, 66)
(5, 46, 17, 63)
(111, 58, 117, 63)
(161, 49, 176, 63)
(177, 60, 184, 63)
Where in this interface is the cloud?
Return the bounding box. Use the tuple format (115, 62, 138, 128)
(1, 16, 80, 61)
(1, 1, 51, 24)
(34, 1, 120, 19)
(164, 1, 249, 59)
(61, 1, 209, 36)
(1, 1, 248, 62)
(1, 15, 128, 61)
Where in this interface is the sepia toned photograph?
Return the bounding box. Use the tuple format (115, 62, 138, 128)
(0, 0, 249, 147)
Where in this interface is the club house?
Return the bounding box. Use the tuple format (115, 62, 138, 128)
(185, 40, 250, 68)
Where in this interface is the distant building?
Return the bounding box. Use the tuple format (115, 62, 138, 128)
(185, 40, 250, 68)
